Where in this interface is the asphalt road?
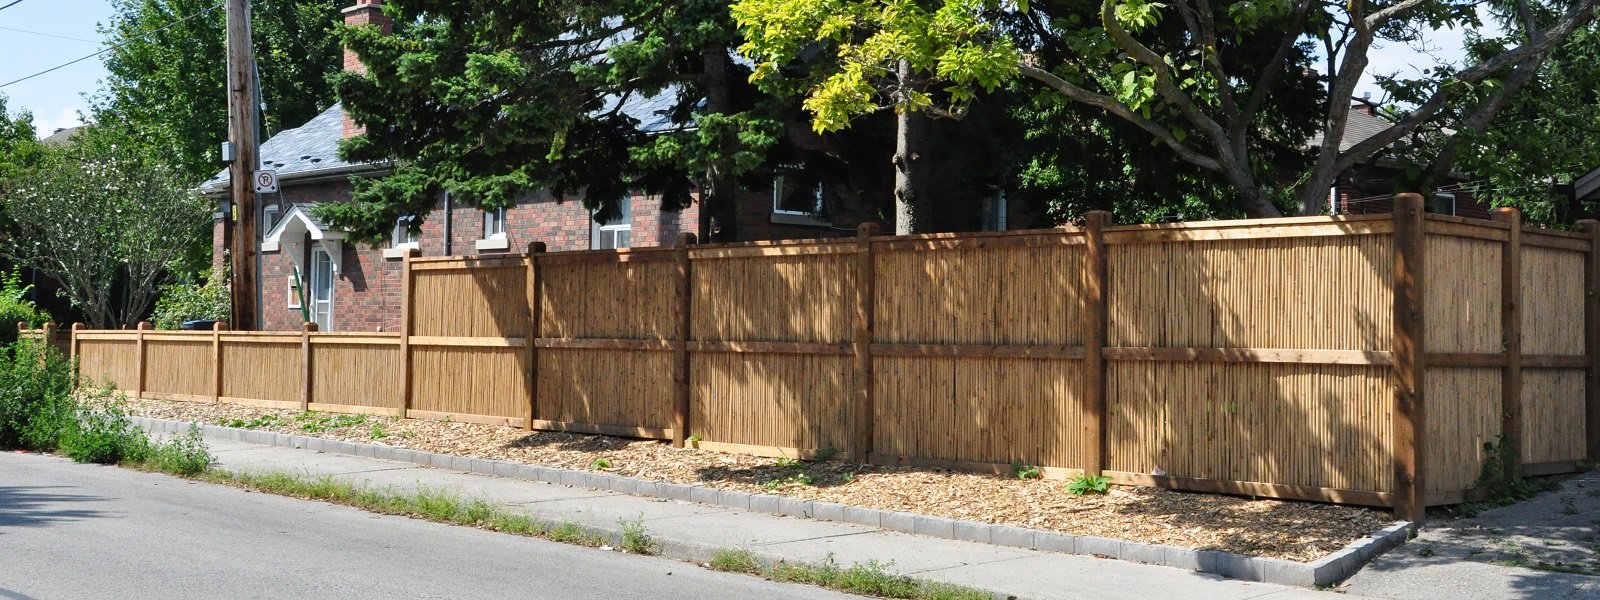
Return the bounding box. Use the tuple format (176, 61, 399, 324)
(0, 451, 857, 600)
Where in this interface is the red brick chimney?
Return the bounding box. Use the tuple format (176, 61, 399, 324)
(341, 0, 392, 139)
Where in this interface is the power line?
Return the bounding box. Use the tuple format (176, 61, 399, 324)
(0, 25, 98, 44)
(0, 2, 222, 90)
(0, 0, 29, 13)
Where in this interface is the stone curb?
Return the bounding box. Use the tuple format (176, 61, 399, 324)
(134, 416, 1410, 587)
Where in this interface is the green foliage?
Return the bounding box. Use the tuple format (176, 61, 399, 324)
(1475, 435, 1550, 506)
(765, 554, 990, 600)
(1067, 474, 1112, 495)
(0, 127, 213, 328)
(144, 425, 214, 476)
(0, 270, 49, 345)
(151, 269, 230, 330)
(618, 515, 660, 554)
(708, 548, 762, 573)
(92, 0, 342, 181)
(223, 414, 289, 429)
(590, 457, 614, 470)
(57, 399, 150, 465)
(370, 423, 388, 439)
(1012, 462, 1041, 480)
(294, 411, 368, 433)
(0, 340, 78, 451)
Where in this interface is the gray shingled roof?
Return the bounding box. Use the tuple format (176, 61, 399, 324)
(201, 92, 686, 194)
(1308, 105, 1394, 153)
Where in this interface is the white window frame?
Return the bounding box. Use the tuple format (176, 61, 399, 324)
(262, 203, 282, 235)
(1429, 191, 1458, 216)
(476, 207, 510, 251)
(383, 215, 422, 259)
(308, 247, 335, 331)
(286, 275, 301, 310)
(771, 164, 830, 226)
(591, 197, 633, 250)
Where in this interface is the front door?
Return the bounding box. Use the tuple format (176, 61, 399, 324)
(309, 248, 334, 331)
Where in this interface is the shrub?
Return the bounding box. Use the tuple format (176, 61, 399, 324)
(0, 270, 49, 344)
(145, 425, 214, 475)
(57, 399, 150, 465)
(0, 340, 76, 450)
(151, 269, 230, 330)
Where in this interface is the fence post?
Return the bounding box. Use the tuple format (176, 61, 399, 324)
(135, 321, 152, 399)
(525, 241, 546, 431)
(853, 222, 881, 461)
(1576, 219, 1600, 462)
(400, 248, 420, 418)
(37, 322, 56, 368)
(1392, 193, 1427, 525)
(1492, 208, 1523, 474)
(301, 322, 318, 411)
(213, 322, 229, 403)
(672, 232, 697, 448)
(69, 323, 83, 367)
(1082, 211, 1111, 476)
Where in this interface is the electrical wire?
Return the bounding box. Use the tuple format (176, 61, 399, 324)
(0, 2, 222, 90)
(0, 0, 29, 14)
(0, 25, 99, 44)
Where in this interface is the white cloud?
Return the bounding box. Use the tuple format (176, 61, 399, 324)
(1353, 10, 1503, 102)
(32, 106, 85, 139)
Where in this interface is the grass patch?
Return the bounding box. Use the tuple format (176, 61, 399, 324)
(708, 551, 989, 600)
(619, 515, 660, 555)
(222, 414, 289, 429)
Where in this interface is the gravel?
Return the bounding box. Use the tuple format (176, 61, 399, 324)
(126, 397, 1391, 562)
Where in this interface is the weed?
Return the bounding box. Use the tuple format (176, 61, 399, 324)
(842, 471, 857, 484)
(1563, 497, 1581, 515)
(1012, 462, 1041, 480)
(618, 515, 659, 555)
(760, 472, 817, 491)
(1476, 435, 1551, 506)
(295, 411, 367, 433)
(709, 548, 761, 573)
(762, 554, 989, 600)
(144, 425, 214, 476)
(773, 457, 800, 468)
(1417, 545, 1435, 558)
(811, 446, 838, 462)
(1067, 474, 1112, 495)
(370, 423, 388, 439)
(590, 457, 613, 470)
(686, 434, 701, 444)
(223, 414, 288, 429)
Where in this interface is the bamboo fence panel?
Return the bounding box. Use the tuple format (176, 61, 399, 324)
(874, 242, 1083, 345)
(874, 356, 1088, 468)
(143, 337, 212, 399)
(412, 262, 529, 338)
(691, 352, 853, 452)
(220, 337, 301, 405)
(410, 346, 528, 421)
(540, 259, 675, 339)
(1108, 234, 1393, 350)
(691, 248, 854, 343)
(1424, 236, 1502, 354)
(1107, 362, 1394, 492)
(312, 338, 403, 411)
(76, 338, 137, 392)
(1523, 369, 1586, 464)
(537, 348, 673, 431)
(1521, 247, 1585, 355)
(1423, 368, 1501, 493)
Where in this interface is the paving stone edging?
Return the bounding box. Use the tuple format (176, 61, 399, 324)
(134, 416, 1413, 587)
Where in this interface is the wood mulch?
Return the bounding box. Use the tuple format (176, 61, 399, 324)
(125, 398, 1390, 562)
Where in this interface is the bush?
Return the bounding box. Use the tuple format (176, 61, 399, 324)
(146, 425, 213, 475)
(151, 269, 230, 330)
(0, 340, 76, 450)
(57, 398, 150, 465)
(0, 269, 49, 344)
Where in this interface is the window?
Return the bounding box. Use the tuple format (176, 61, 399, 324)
(392, 216, 420, 246)
(476, 206, 510, 251)
(308, 248, 335, 331)
(592, 197, 632, 250)
(773, 170, 824, 216)
(286, 275, 302, 310)
(980, 192, 1008, 232)
(263, 203, 282, 233)
(1428, 192, 1458, 216)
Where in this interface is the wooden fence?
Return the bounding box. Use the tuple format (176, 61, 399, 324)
(67, 194, 1598, 520)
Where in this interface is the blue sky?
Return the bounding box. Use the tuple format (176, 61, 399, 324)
(0, 2, 1487, 140)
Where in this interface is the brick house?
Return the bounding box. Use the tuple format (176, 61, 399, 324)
(1315, 98, 1493, 219)
(202, 0, 900, 332)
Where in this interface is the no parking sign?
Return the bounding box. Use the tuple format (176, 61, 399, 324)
(253, 169, 279, 193)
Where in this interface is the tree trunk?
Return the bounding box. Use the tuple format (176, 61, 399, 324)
(700, 50, 741, 242)
(893, 60, 935, 235)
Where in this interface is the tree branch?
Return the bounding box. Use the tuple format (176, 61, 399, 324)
(1099, 0, 1231, 151)
(1017, 64, 1223, 172)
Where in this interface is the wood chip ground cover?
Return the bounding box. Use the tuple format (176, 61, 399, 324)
(126, 398, 1389, 562)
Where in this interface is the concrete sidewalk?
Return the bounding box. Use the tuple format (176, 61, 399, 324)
(191, 432, 1360, 600)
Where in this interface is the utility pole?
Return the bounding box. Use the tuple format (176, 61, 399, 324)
(226, 0, 259, 330)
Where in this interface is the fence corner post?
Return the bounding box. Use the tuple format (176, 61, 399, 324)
(213, 322, 229, 403)
(1492, 208, 1523, 474)
(1392, 193, 1427, 526)
(135, 321, 152, 400)
(1082, 211, 1111, 477)
(525, 241, 547, 432)
(672, 232, 697, 448)
(302, 321, 317, 412)
(1575, 219, 1600, 463)
(69, 322, 83, 367)
(854, 221, 881, 462)
(400, 247, 420, 419)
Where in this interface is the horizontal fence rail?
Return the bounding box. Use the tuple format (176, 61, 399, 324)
(67, 195, 1598, 521)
